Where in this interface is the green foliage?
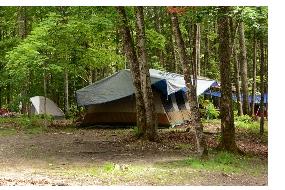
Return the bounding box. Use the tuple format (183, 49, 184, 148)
(103, 162, 116, 172)
(235, 115, 253, 123)
(132, 126, 141, 137)
(199, 99, 220, 119)
(0, 116, 51, 135)
(146, 29, 166, 51)
(185, 151, 253, 173)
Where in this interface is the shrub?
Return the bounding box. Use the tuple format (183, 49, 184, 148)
(235, 115, 253, 123)
(200, 99, 219, 119)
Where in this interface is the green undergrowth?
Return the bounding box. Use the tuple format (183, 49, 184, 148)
(156, 151, 266, 176)
(59, 151, 266, 185)
(0, 116, 52, 135)
(203, 116, 268, 134)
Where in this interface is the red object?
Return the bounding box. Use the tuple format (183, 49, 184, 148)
(167, 7, 189, 14)
(0, 108, 9, 115)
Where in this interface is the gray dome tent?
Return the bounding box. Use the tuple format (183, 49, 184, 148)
(29, 96, 65, 118)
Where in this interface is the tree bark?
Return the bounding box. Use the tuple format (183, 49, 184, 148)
(196, 23, 201, 76)
(170, 12, 208, 157)
(217, 7, 239, 152)
(153, 7, 165, 67)
(171, 31, 180, 74)
(64, 67, 69, 114)
(259, 39, 265, 135)
(203, 22, 210, 77)
(18, 6, 29, 114)
(251, 34, 257, 117)
(229, 19, 243, 116)
(117, 7, 147, 137)
(192, 23, 197, 89)
(238, 22, 250, 115)
(135, 6, 157, 141)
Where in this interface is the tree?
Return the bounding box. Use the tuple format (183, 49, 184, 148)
(251, 33, 257, 117)
(229, 19, 243, 116)
(238, 21, 250, 115)
(18, 6, 29, 114)
(135, 6, 157, 140)
(259, 37, 265, 135)
(116, 7, 149, 139)
(217, 7, 239, 152)
(170, 9, 208, 157)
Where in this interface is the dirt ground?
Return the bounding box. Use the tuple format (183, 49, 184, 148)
(0, 124, 268, 186)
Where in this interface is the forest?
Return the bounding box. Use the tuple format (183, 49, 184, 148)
(0, 6, 268, 186)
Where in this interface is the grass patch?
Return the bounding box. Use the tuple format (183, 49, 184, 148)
(0, 127, 17, 136)
(174, 143, 193, 150)
(59, 151, 266, 185)
(156, 151, 266, 176)
(0, 116, 50, 135)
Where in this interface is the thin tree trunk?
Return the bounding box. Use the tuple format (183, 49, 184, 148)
(217, 7, 240, 153)
(18, 6, 28, 114)
(196, 23, 201, 76)
(204, 22, 210, 77)
(260, 39, 265, 135)
(172, 31, 180, 73)
(117, 7, 147, 137)
(64, 67, 69, 115)
(192, 23, 197, 89)
(135, 6, 157, 141)
(229, 19, 243, 116)
(238, 22, 250, 115)
(251, 34, 257, 117)
(43, 68, 48, 127)
(6, 78, 11, 106)
(233, 45, 243, 116)
(0, 29, 1, 108)
(170, 12, 208, 157)
(154, 7, 165, 67)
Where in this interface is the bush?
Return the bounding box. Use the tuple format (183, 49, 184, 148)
(200, 100, 219, 119)
(235, 115, 253, 123)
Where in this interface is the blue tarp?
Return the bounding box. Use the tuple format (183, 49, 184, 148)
(204, 90, 268, 104)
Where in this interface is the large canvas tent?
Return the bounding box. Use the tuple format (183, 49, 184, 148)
(29, 96, 65, 118)
(76, 69, 217, 127)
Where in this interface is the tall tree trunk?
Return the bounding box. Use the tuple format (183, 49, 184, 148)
(196, 23, 201, 76)
(117, 7, 147, 137)
(203, 22, 210, 77)
(135, 6, 157, 141)
(170, 12, 208, 157)
(238, 21, 250, 115)
(154, 7, 165, 67)
(251, 34, 257, 117)
(233, 45, 243, 116)
(64, 67, 69, 115)
(0, 63, 2, 108)
(6, 79, 11, 106)
(172, 31, 180, 73)
(192, 23, 197, 88)
(18, 6, 28, 114)
(259, 39, 265, 135)
(217, 7, 239, 152)
(229, 19, 243, 116)
(43, 68, 48, 127)
(18, 6, 28, 39)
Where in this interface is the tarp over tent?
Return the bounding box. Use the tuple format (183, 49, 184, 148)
(204, 90, 268, 104)
(29, 96, 65, 118)
(75, 69, 217, 127)
(76, 69, 218, 106)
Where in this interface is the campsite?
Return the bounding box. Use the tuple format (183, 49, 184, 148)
(0, 6, 268, 186)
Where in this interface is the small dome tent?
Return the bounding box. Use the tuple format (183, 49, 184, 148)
(29, 96, 65, 118)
